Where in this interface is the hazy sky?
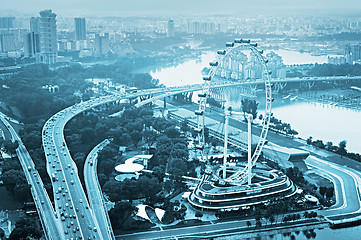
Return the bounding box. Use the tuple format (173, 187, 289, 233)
(2, 0, 361, 16)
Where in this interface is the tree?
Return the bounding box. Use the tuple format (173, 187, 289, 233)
(9, 217, 42, 240)
(4, 140, 19, 156)
(0, 169, 26, 191)
(241, 98, 259, 120)
(180, 120, 190, 133)
(337, 140, 347, 155)
(195, 211, 203, 219)
(168, 158, 187, 176)
(102, 181, 122, 202)
(325, 141, 334, 151)
(13, 184, 31, 202)
(306, 136, 313, 145)
(269, 215, 275, 225)
(319, 186, 327, 197)
(79, 127, 96, 145)
(152, 166, 165, 182)
(170, 148, 188, 161)
(98, 158, 116, 177)
(325, 187, 334, 199)
(108, 201, 136, 229)
(255, 219, 262, 228)
(164, 127, 180, 139)
(98, 146, 118, 162)
(143, 129, 158, 147)
(130, 130, 142, 147)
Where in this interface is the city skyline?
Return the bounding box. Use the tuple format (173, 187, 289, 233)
(2, 0, 361, 16)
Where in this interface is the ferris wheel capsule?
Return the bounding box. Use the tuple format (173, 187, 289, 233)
(195, 144, 205, 150)
(209, 61, 218, 67)
(234, 39, 251, 43)
(226, 42, 235, 47)
(194, 128, 202, 134)
(194, 110, 204, 116)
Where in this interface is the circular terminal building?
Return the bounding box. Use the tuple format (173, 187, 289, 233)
(188, 167, 297, 210)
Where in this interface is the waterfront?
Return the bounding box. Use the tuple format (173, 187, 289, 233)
(150, 50, 341, 87)
(150, 50, 361, 155)
(270, 100, 361, 154)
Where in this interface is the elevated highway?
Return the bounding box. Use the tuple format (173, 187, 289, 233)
(0, 113, 63, 240)
(84, 139, 115, 240)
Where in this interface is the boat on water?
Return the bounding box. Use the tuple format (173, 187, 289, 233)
(290, 96, 298, 101)
(283, 95, 291, 99)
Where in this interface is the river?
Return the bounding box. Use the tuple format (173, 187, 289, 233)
(150, 50, 361, 155)
(150, 50, 339, 87)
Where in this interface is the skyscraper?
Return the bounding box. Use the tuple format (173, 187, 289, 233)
(167, 20, 175, 37)
(24, 17, 41, 59)
(38, 10, 57, 64)
(30, 17, 40, 33)
(0, 17, 15, 29)
(0, 33, 16, 52)
(94, 33, 110, 56)
(24, 32, 40, 59)
(75, 18, 86, 40)
(345, 44, 361, 64)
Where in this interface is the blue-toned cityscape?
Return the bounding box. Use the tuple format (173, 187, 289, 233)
(0, 1, 361, 240)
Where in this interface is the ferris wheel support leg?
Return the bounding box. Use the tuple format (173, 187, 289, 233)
(247, 114, 253, 185)
(223, 111, 229, 179)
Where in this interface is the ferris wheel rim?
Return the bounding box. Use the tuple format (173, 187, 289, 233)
(196, 40, 272, 184)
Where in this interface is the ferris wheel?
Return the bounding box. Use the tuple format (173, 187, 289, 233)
(195, 39, 272, 185)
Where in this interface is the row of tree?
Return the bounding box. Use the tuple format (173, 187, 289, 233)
(0, 139, 32, 203)
(268, 115, 299, 136)
(307, 137, 361, 162)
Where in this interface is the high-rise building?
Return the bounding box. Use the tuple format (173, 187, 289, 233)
(345, 44, 361, 64)
(94, 33, 110, 56)
(38, 10, 57, 64)
(30, 17, 40, 33)
(24, 32, 40, 58)
(187, 21, 217, 35)
(75, 18, 86, 40)
(0, 17, 15, 29)
(0, 33, 16, 52)
(167, 20, 175, 37)
(24, 17, 41, 59)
